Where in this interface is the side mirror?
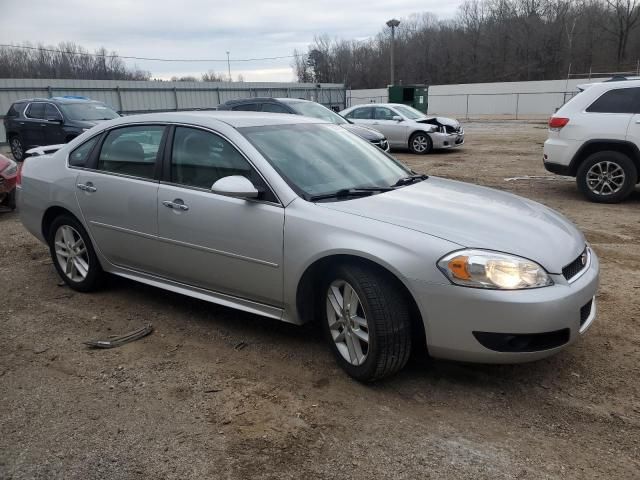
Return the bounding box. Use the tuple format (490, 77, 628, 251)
(392, 116, 403, 122)
(211, 175, 259, 199)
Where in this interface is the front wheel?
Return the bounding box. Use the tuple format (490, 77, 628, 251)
(48, 215, 104, 292)
(321, 264, 412, 382)
(576, 151, 637, 203)
(409, 132, 432, 155)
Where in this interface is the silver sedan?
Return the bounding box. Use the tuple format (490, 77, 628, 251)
(340, 103, 464, 154)
(18, 112, 598, 381)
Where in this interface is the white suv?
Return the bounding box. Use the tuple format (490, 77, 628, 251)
(544, 80, 640, 203)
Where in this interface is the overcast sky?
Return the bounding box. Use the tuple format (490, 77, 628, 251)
(1, 0, 464, 82)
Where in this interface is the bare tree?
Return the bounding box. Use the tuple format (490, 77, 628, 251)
(603, 0, 640, 67)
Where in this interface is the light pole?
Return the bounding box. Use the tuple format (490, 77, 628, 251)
(386, 19, 400, 86)
(226, 51, 231, 82)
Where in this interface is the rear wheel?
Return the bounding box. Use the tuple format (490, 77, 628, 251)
(409, 132, 432, 154)
(9, 136, 24, 161)
(48, 215, 104, 292)
(576, 151, 637, 203)
(321, 264, 412, 382)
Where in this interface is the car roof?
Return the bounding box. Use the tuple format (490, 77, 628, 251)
(223, 97, 287, 105)
(105, 111, 328, 128)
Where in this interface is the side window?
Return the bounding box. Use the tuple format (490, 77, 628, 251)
(97, 125, 165, 179)
(261, 103, 289, 113)
(26, 103, 45, 119)
(586, 88, 640, 114)
(45, 104, 63, 121)
(232, 103, 259, 111)
(351, 107, 373, 119)
(374, 107, 395, 120)
(171, 127, 254, 189)
(69, 136, 99, 167)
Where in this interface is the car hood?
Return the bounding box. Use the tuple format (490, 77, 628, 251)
(340, 123, 385, 141)
(318, 177, 585, 273)
(414, 116, 460, 128)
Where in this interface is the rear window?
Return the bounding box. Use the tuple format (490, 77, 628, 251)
(7, 102, 26, 117)
(69, 136, 99, 168)
(586, 88, 640, 114)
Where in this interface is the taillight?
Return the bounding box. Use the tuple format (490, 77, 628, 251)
(549, 117, 569, 130)
(16, 159, 25, 187)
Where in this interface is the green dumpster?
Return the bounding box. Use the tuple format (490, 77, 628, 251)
(388, 85, 429, 113)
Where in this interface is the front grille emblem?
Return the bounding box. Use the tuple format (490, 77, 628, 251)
(580, 252, 588, 266)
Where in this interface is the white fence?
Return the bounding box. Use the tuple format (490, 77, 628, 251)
(348, 78, 606, 119)
(0, 78, 347, 143)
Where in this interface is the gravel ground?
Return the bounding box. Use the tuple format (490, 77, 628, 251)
(1, 122, 639, 479)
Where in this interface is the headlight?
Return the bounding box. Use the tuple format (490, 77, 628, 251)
(1, 159, 18, 176)
(437, 249, 553, 290)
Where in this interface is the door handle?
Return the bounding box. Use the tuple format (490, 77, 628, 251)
(162, 200, 189, 211)
(76, 182, 97, 193)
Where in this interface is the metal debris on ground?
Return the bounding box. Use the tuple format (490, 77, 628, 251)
(504, 175, 573, 182)
(84, 323, 154, 349)
(234, 341, 248, 351)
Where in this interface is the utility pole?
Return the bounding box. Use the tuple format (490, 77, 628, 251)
(226, 51, 231, 82)
(386, 19, 400, 86)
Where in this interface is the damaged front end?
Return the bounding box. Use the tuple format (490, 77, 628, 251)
(418, 117, 465, 149)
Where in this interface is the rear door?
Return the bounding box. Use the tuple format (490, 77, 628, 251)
(155, 125, 284, 306)
(584, 87, 636, 142)
(22, 102, 47, 147)
(74, 124, 167, 273)
(345, 106, 375, 128)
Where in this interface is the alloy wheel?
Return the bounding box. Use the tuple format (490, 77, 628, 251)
(10, 138, 23, 160)
(411, 134, 429, 153)
(326, 280, 369, 366)
(54, 225, 90, 282)
(586, 160, 625, 196)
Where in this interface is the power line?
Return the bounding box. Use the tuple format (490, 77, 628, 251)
(0, 43, 302, 63)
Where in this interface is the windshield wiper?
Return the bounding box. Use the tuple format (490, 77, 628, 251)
(309, 186, 393, 201)
(393, 173, 429, 187)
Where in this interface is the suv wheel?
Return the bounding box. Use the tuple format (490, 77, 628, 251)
(409, 132, 432, 154)
(576, 151, 638, 203)
(9, 136, 24, 161)
(321, 264, 412, 382)
(48, 215, 104, 292)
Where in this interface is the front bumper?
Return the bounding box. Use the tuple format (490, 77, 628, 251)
(408, 249, 599, 363)
(430, 131, 464, 149)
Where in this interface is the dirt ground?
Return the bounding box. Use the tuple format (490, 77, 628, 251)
(1, 122, 639, 479)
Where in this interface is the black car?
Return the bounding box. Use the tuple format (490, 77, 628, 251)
(218, 97, 390, 151)
(4, 96, 119, 160)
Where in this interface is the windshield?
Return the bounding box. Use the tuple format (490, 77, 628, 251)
(286, 101, 348, 125)
(60, 103, 119, 121)
(241, 124, 410, 199)
(393, 105, 426, 120)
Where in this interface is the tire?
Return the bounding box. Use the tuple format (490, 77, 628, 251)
(321, 264, 412, 382)
(6, 189, 16, 210)
(9, 135, 24, 161)
(47, 214, 104, 292)
(409, 132, 432, 155)
(576, 151, 637, 203)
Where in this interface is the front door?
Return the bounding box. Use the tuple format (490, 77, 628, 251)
(43, 103, 66, 145)
(372, 106, 409, 148)
(156, 126, 284, 306)
(75, 124, 167, 273)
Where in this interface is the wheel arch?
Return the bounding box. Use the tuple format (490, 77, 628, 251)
(295, 253, 427, 352)
(569, 140, 640, 177)
(41, 205, 80, 241)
